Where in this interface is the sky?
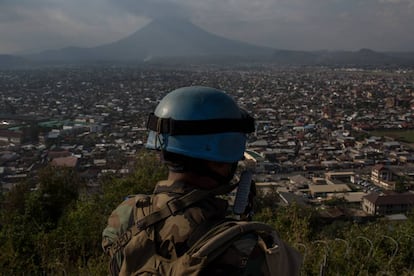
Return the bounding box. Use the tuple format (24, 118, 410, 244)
(0, 0, 414, 54)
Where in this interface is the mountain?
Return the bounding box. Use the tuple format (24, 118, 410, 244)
(271, 48, 414, 67)
(0, 55, 32, 68)
(314, 48, 410, 66)
(29, 18, 274, 63)
(19, 19, 414, 66)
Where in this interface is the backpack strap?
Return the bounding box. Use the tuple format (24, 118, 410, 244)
(135, 183, 234, 231)
(188, 221, 273, 260)
(188, 221, 303, 276)
(108, 183, 236, 257)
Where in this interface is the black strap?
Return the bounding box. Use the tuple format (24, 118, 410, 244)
(108, 183, 237, 257)
(146, 112, 255, 135)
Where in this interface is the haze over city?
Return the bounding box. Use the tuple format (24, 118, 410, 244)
(1, 0, 414, 54)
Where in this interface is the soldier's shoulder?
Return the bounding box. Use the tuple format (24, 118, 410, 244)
(103, 194, 151, 239)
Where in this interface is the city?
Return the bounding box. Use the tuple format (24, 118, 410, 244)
(1, 65, 414, 219)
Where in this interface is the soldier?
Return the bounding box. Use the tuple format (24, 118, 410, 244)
(102, 86, 302, 275)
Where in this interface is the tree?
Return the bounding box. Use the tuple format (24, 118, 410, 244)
(395, 175, 407, 192)
(0, 165, 83, 274)
(35, 165, 82, 227)
(100, 151, 167, 214)
(2, 152, 414, 275)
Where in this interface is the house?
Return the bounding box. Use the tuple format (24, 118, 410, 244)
(370, 164, 397, 190)
(278, 192, 308, 206)
(51, 156, 78, 168)
(48, 150, 71, 160)
(370, 164, 414, 190)
(382, 141, 401, 150)
(362, 192, 414, 215)
(325, 171, 355, 184)
(0, 130, 23, 145)
(255, 182, 280, 195)
(328, 192, 368, 208)
(308, 184, 351, 198)
(288, 174, 311, 189)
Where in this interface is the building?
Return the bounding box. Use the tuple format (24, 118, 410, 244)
(289, 174, 311, 189)
(370, 164, 414, 191)
(362, 192, 414, 215)
(325, 171, 355, 184)
(371, 164, 397, 190)
(0, 129, 23, 145)
(50, 156, 78, 168)
(328, 192, 368, 207)
(308, 184, 352, 198)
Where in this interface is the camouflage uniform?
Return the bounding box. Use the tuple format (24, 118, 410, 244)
(103, 180, 301, 275)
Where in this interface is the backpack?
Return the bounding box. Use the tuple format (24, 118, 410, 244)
(103, 185, 302, 276)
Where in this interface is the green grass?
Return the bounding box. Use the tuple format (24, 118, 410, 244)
(370, 130, 414, 143)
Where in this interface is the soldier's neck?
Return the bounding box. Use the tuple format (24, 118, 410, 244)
(167, 171, 220, 189)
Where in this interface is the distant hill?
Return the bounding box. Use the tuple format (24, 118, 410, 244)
(0, 55, 32, 68)
(271, 48, 414, 67)
(8, 19, 414, 67)
(29, 18, 274, 63)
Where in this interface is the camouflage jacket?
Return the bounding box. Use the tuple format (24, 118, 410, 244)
(102, 180, 301, 275)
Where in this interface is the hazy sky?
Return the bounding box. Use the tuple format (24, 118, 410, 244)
(1, 0, 414, 54)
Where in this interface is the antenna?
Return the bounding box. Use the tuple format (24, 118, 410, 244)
(233, 170, 253, 215)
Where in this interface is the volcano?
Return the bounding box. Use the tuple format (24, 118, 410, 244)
(30, 18, 273, 62)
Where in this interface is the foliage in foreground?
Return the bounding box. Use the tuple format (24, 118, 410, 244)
(0, 152, 413, 275)
(256, 205, 414, 275)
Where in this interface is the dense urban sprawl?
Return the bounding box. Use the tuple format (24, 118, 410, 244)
(1, 65, 414, 218)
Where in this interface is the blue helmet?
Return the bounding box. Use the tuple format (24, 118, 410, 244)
(146, 86, 255, 163)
